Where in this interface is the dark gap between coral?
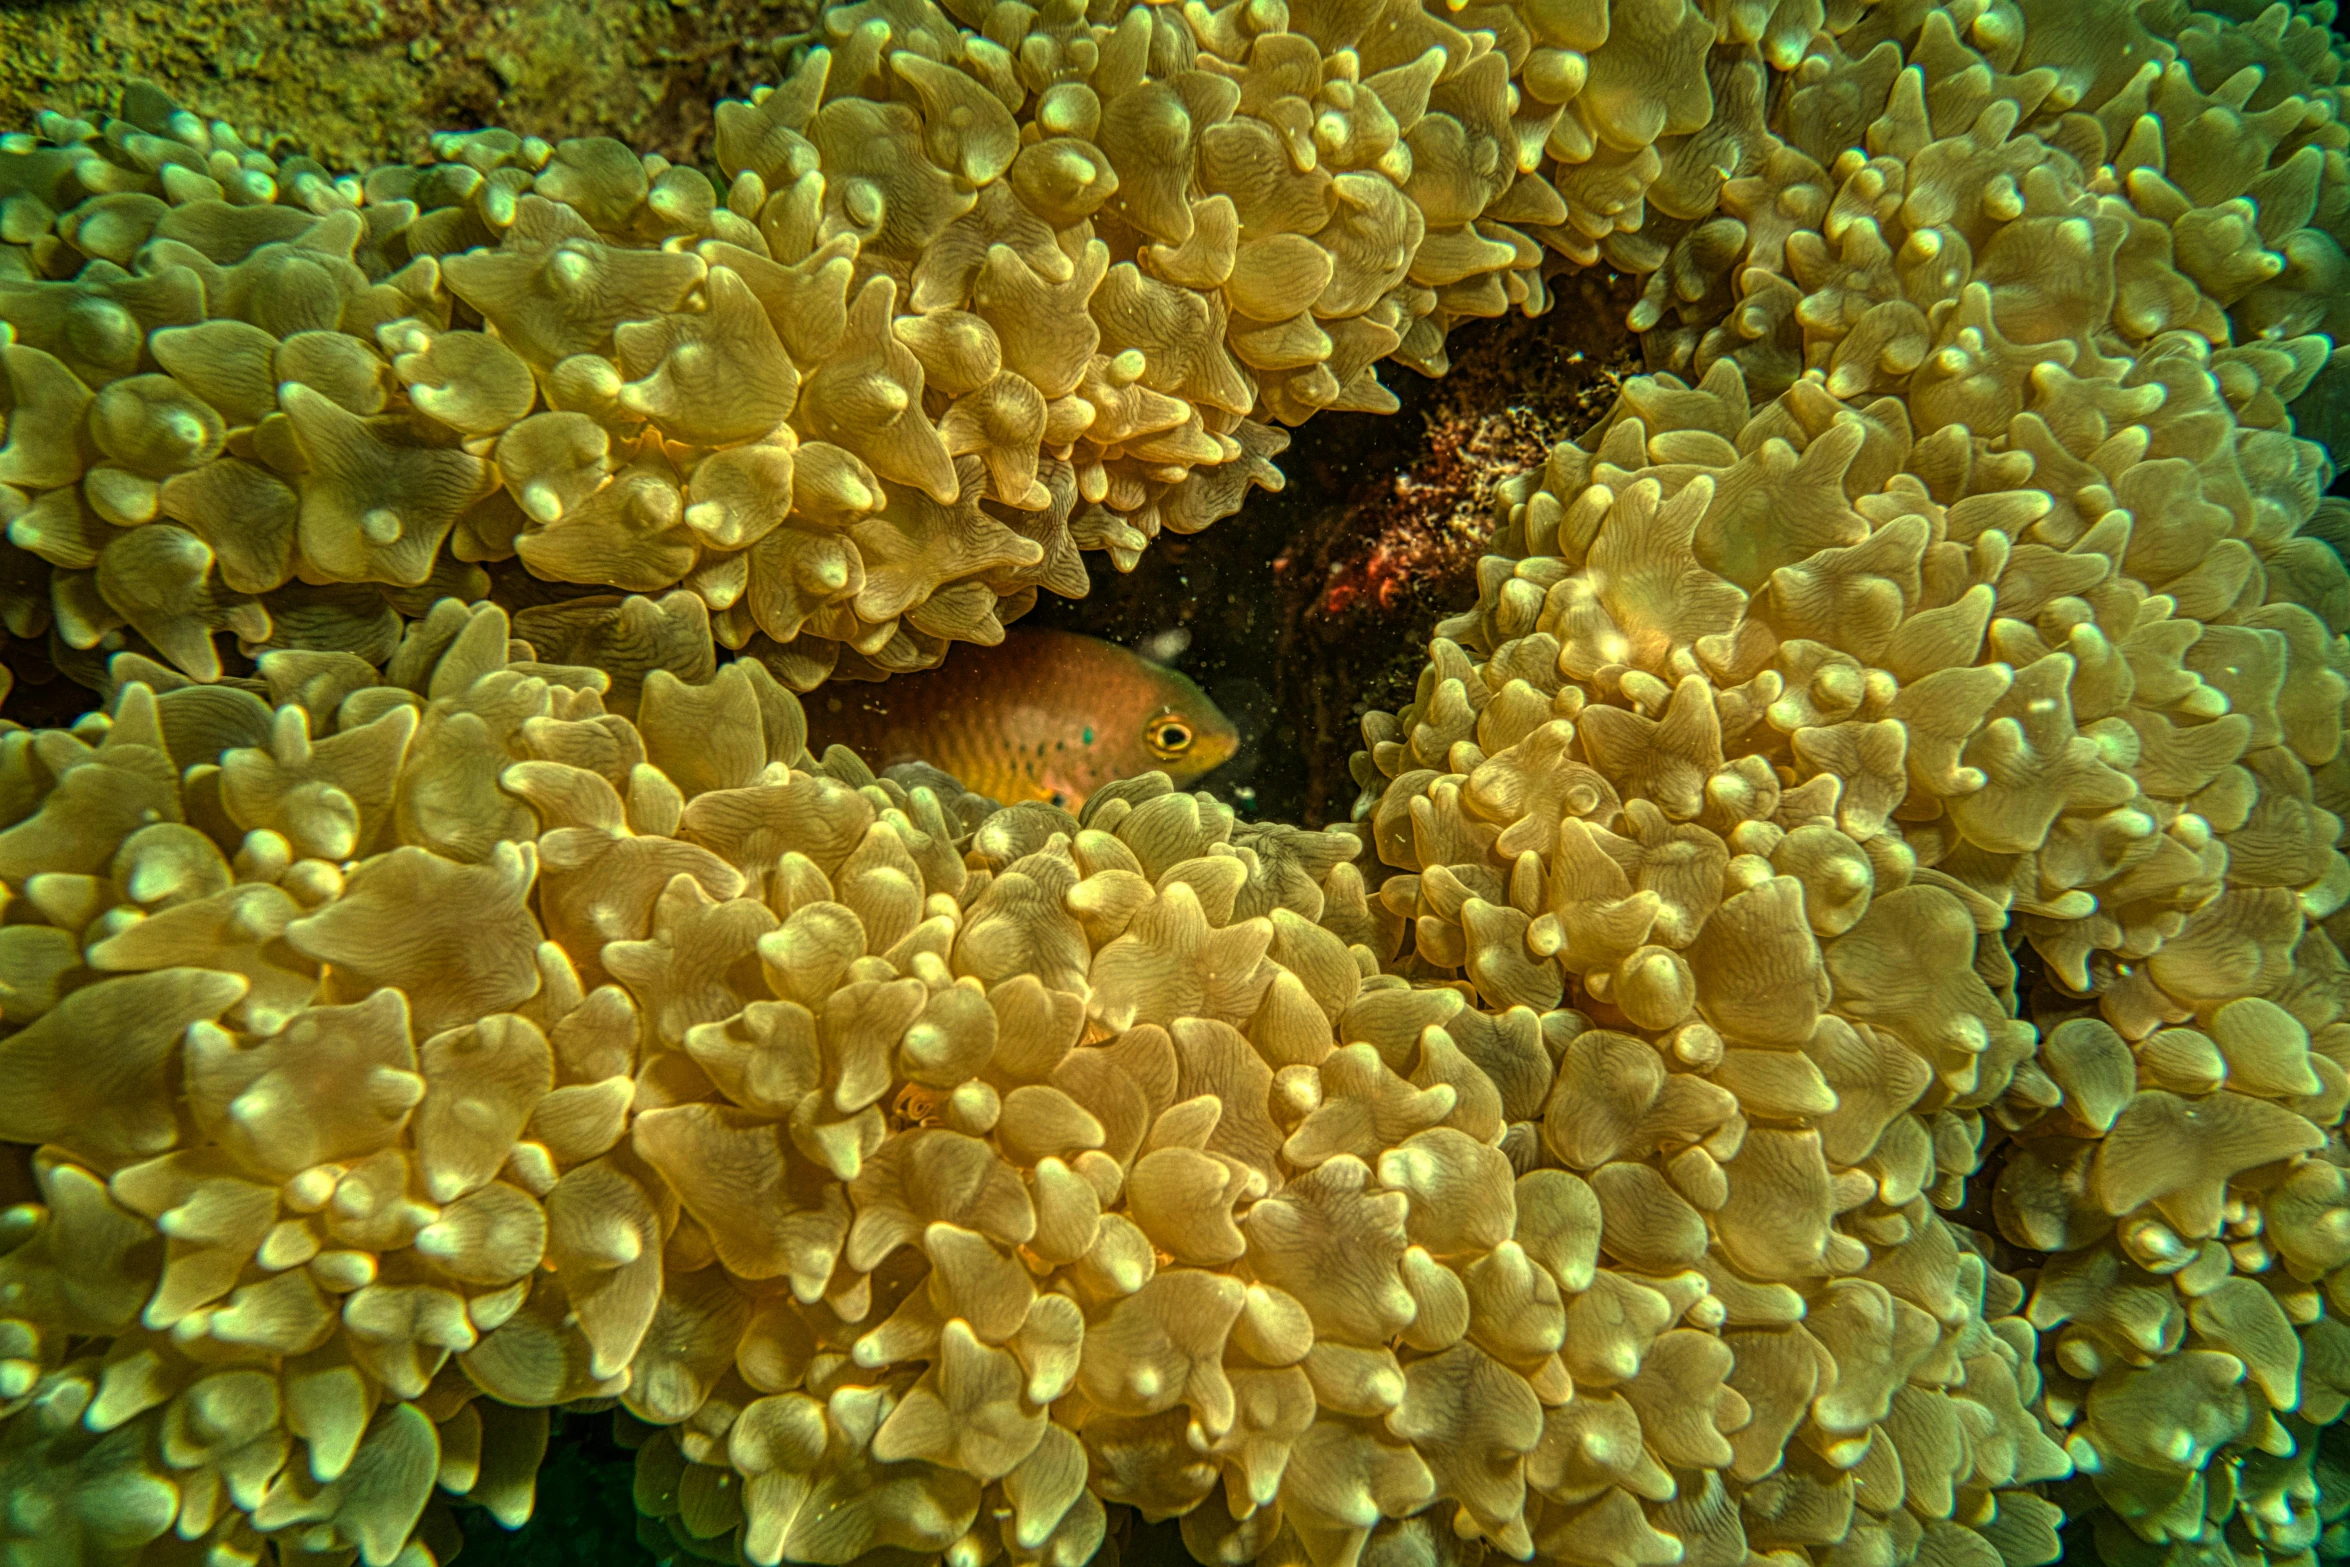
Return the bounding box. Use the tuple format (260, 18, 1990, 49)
(1025, 268, 1644, 830)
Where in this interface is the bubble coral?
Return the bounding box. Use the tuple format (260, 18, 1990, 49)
(0, 1, 2348, 1567)
(7, 0, 2276, 692)
(0, 595, 1415, 1567)
(1354, 5, 2350, 1566)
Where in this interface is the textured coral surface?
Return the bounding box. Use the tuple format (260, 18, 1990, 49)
(2, 1, 2350, 1567)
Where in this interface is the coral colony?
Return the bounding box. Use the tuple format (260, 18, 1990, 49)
(1, 0, 2349, 1565)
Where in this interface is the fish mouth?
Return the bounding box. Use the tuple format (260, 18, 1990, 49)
(1175, 730, 1245, 790)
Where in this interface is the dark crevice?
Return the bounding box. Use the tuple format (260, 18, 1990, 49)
(1026, 267, 1644, 829)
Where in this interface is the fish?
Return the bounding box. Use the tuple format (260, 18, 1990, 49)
(806, 628, 1241, 809)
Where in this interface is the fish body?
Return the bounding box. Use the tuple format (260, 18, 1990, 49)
(808, 628, 1239, 808)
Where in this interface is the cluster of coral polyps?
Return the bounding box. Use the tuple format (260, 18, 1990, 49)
(0, 592, 2076, 1567)
(1, 0, 2349, 1566)
(0, 597, 1399, 1565)
(0, 0, 1725, 692)
(1357, 3, 2350, 1565)
(5, 0, 2325, 699)
(1363, 352, 2350, 1567)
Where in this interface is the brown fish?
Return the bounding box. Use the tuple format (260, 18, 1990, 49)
(808, 628, 1241, 808)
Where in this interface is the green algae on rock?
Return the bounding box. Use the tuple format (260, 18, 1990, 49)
(0, 0, 820, 176)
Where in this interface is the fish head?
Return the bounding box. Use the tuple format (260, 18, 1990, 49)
(1136, 681, 1241, 786)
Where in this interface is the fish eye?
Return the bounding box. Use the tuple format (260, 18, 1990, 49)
(1146, 716, 1195, 759)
